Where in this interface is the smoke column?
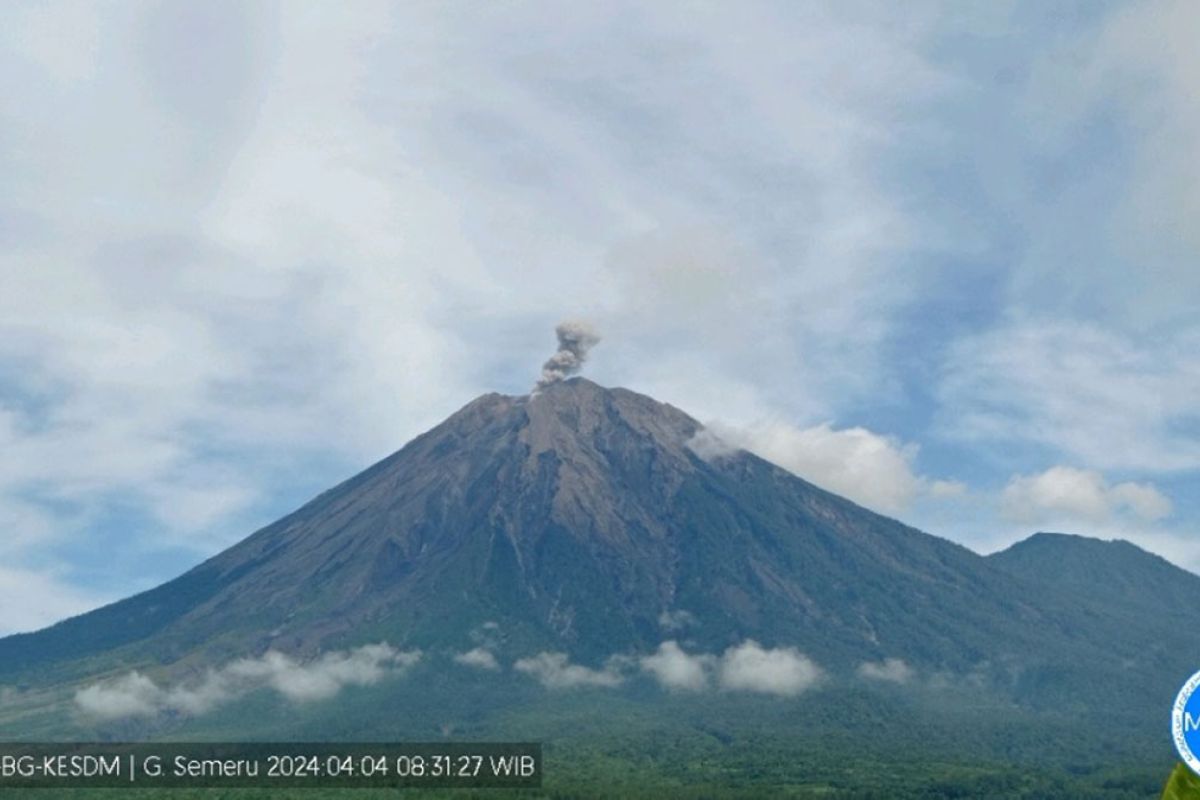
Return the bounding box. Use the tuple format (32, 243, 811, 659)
(534, 321, 601, 392)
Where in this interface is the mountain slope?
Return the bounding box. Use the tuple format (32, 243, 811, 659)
(0, 380, 1196, 718)
(990, 531, 1200, 632)
(988, 532, 1200, 652)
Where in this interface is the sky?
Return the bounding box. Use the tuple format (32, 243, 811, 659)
(0, 0, 1197, 635)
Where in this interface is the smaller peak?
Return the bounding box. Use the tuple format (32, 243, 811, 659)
(996, 531, 1109, 557)
(1023, 531, 1092, 545)
(992, 531, 1178, 572)
(1013, 531, 1138, 552)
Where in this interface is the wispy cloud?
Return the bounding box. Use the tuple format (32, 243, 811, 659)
(690, 422, 959, 516)
(454, 648, 500, 671)
(0, 0, 1198, 630)
(657, 609, 698, 633)
(938, 322, 1200, 473)
(0, 566, 108, 636)
(517, 640, 824, 698)
(513, 652, 625, 689)
(74, 644, 420, 721)
(0, 1, 970, 634)
(1002, 466, 1172, 525)
(857, 658, 914, 684)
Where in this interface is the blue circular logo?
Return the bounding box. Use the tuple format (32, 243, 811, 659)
(1172, 670, 1200, 775)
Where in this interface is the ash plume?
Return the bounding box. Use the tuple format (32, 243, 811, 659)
(534, 321, 601, 391)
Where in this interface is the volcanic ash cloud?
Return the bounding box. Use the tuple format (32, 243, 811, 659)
(534, 321, 601, 392)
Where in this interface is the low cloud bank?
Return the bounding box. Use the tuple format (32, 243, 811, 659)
(75, 643, 421, 721)
(513, 652, 625, 689)
(717, 640, 822, 696)
(518, 640, 823, 697)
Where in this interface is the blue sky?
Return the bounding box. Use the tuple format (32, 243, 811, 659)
(0, 1, 1197, 634)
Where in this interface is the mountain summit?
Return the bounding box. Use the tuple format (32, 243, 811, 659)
(2, 379, 1198, 714)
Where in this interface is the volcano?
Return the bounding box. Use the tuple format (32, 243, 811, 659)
(2, 378, 1197, 716)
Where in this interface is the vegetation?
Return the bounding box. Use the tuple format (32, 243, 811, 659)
(0, 752, 1171, 799)
(1162, 763, 1200, 799)
(0, 675, 1182, 798)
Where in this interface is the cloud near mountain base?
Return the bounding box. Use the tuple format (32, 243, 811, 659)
(517, 640, 823, 697)
(454, 647, 501, 671)
(857, 657, 914, 684)
(513, 652, 626, 689)
(74, 643, 421, 721)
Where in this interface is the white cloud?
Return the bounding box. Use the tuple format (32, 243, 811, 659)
(454, 648, 500, 671)
(0, 566, 108, 636)
(0, 1, 1197, 615)
(717, 641, 821, 697)
(4, 2, 101, 83)
(939, 322, 1200, 474)
(1016, 0, 1200, 329)
(466, 621, 503, 652)
(75, 672, 164, 720)
(685, 428, 740, 463)
(639, 641, 712, 692)
(694, 421, 959, 516)
(1102, 1, 1200, 293)
(1002, 466, 1172, 525)
(1110, 482, 1174, 521)
(927, 480, 968, 499)
(857, 658, 914, 684)
(143, 483, 260, 536)
(74, 643, 420, 721)
(0, 495, 60, 559)
(513, 652, 625, 690)
(514, 640, 825, 697)
(0, 1, 965, 615)
(224, 644, 420, 703)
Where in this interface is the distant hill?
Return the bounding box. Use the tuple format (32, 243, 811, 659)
(991, 531, 1200, 637)
(977, 530, 1200, 713)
